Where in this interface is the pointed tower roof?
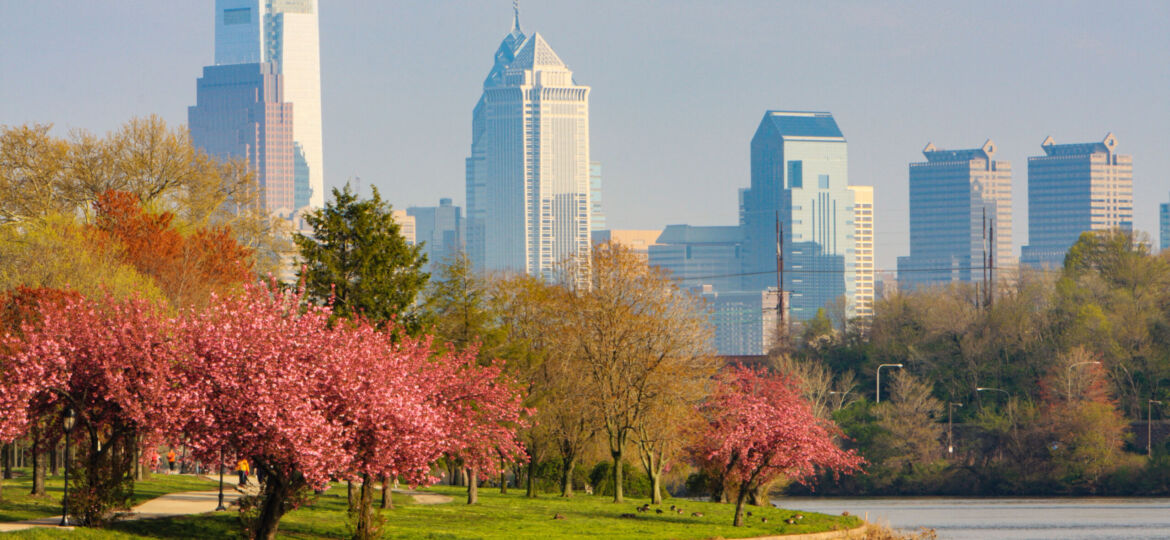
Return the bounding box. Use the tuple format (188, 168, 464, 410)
(483, 7, 527, 88)
(510, 33, 566, 70)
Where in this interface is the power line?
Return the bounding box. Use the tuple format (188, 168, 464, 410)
(674, 265, 1003, 283)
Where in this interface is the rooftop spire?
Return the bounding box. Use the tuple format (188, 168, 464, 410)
(512, 0, 522, 34)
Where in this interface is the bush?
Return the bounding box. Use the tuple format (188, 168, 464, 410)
(587, 461, 654, 499)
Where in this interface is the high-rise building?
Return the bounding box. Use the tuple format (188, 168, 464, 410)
(465, 8, 591, 280)
(390, 210, 416, 245)
(700, 287, 779, 356)
(1161, 197, 1170, 252)
(649, 225, 743, 293)
(591, 229, 660, 258)
(848, 185, 875, 318)
(212, 0, 323, 213)
(188, 62, 295, 216)
(590, 161, 605, 232)
(897, 140, 1013, 289)
(740, 111, 856, 320)
(1021, 134, 1133, 269)
(407, 198, 463, 274)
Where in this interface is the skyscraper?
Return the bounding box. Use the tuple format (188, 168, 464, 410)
(1160, 197, 1170, 252)
(407, 198, 463, 275)
(188, 62, 295, 215)
(740, 111, 855, 320)
(1021, 134, 1133, 269)
(465, 8, 591, 279)
(848, 185, 874, 318)
(590, 161, 606, 232)
(212, 0, 323, 213)
(897, 140, 1013, 289)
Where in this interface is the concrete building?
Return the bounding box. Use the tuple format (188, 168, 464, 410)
(214, 0, 323, 212)
(188, 62, 294, 216)
(407, 198, 463, 274)
(590, 162, 605, 232)
(465, 7, 591, 280)
(390, 210, 416, 245)
(700, 287, 780, 356)
(848, 185, 875, 318)
(897, 140, 1013, 289)
(649, 225, 743, 293)
(740, 111, 856, 320)
(1021, 134, 1133, 269)
(591, 229, 660, 258)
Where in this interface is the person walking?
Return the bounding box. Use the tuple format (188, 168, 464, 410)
(166, 449, 177, 474)
(237, 458, 250, 487)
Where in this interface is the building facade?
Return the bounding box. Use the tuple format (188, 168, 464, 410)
(465, 10, 591, 280)
(188, 62, 295, 216)
(1021, 134, 1133, 269)
(897, 140, 1013, 289)
(390, 210, 416, 246)
(700, 287, 779, 357)
(590, 161, 605, 232)
(407, 198, 463, 274)
(740, 111, 855, 320)
(213, 0, 323, 213)
(1161, 197, 1170, 252)
(649, 225, 743, 293)
(848, 185, 874, 318)
(591, 229, 660, 259)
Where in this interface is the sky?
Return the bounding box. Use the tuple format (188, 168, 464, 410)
(2, 1, 1168, 271)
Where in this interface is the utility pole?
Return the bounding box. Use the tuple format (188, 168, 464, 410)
(981, 208, 987, 309)
(775, 212, 786, 345)
(988, 218, 995, 308)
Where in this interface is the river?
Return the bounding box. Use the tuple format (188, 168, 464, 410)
(776, 497, 1170, 539)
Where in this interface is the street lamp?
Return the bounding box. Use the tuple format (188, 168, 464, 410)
(1150, 400, 1163, 456)
(948, 402, 963, 454)
(1067, 361, 1102, 402)
(60, 407, 75, 527)
(976, 387, 1009, 398)
(875, 364, 903, 404)
(216, 448, 227, 511)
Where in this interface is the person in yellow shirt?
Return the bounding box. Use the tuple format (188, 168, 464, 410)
(237, 458, 250, 487)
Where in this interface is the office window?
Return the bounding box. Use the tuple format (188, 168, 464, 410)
(224, 8, 251, 24)
(787, 161, 803, 188)
(819, 174, 830, 189)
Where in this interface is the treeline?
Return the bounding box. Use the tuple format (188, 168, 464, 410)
(779, 230, 1170, 496)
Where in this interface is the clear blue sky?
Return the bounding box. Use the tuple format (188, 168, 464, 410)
(2, 1, 1168, 270)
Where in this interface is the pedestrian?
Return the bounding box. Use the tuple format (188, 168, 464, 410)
(167, 449, 177, 474)
(237, 457, 250, 487)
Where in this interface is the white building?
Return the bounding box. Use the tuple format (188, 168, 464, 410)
(465, 8, 591, 280)
(847, 185, 874, 319)
(214, 0, 324, 212)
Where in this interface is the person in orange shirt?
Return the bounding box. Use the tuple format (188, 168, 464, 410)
(237, 458, 250, 487)
(166, 449, 177, 473)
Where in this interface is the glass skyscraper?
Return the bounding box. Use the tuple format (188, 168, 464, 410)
(897, 140, 1013, 289)
(212, 0, 323, 213)
(407, 198, 464, 276)
(1021, 133, 1133, 269)
(740, 111, 856, 320)
(465, 9, 591, 280)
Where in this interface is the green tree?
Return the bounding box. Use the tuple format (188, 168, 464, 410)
(294, 186, 428, 329)
(424, 251, 502, 352)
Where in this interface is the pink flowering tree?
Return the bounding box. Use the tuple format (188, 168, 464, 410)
(0, 291, 185, 524)
(696, 366, 864, 526)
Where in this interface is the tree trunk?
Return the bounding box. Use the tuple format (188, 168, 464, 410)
(347, 480, 356, 510)
(466, 468, 478, 504)
(499, 459, 508, 494)
(560, 455, 576, 497)
(460, 468, 468, 487)
(2, 443, 12, 479)
(254, 473, 295, 540)
(381, 475, 393, 509)
(354, 474, 376, 540)
(649, 470, 662, 505)
(525, 457, 537, 498)
(448, 460, 459, 486)
(611, 451, 624, 503)
(49, 443, 58, 477)
(30, 433, 45, 497)
(732, 484, 749, 526)
(748, 483, 769, 506)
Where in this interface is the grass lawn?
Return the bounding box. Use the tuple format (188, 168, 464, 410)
(3, 479, 861, 539)
(0, 469, 218, 522)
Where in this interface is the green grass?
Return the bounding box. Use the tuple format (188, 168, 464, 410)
(0, 469, 218, 522)
(2, 479, 861, 539)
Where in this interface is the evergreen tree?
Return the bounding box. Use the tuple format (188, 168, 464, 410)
(295, 186, 428, 329)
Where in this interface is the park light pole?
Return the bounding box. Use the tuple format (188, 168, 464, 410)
(1067, 361, 1102, 402)
(60, 407, 75, 527)
(948, 402, 963, 454)
(1150, 400, 1163, 456)
(875, 364, 902, 404)
(216, 448, 227, 511)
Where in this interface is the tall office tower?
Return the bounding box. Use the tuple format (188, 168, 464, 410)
(848, 185, 875, 318)
(740, 111, 855, 320)
(407, 198, 464, 274)
(390, 210, 416, 245)
(648, 225, 743, 293)
(189, 63, 295, 215)
(1021, 134, 1133, 269)
(1161, 197, 1170, 252)
(590, 162, 606, 232)
(700, 287, 779, 356)
(213, 0, 324, 212)
(465, 9, 591, 279)
(897, 140, 1013, 289)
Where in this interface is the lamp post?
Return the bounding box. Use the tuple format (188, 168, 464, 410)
(976, 387, 1009, 397)
(875, 364, 903, 404)
(60, 407, 75, 527)
(1067, 361, 1102, 402)
(1150, 400, 1163, 456)
(216, 448, 227, 511)
(948, 402, 963, 454)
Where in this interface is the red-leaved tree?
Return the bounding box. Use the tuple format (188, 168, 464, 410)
(695, 366, 864, 526)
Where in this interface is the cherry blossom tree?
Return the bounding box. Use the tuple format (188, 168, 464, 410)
(696, 366, 864, 526)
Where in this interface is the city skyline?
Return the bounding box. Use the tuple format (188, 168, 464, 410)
(2, 1, 1168, 271)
